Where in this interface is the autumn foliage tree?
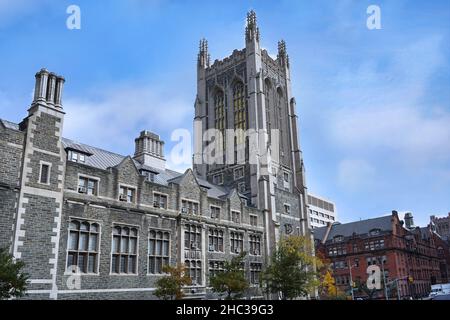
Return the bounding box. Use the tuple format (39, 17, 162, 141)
(154, 264, 192, 300)
(316, 251, 347, 300)
(260, 236, 320, 300)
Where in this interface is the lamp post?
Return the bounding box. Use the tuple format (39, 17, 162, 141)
(348, 259, 356, 300)
(379, 256, 389, 300)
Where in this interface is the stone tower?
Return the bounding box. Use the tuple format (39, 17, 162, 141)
(12, 69, 66, 299)
(193, 11, 310, 257)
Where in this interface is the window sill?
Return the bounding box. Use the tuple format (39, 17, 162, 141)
(64, 272, 100, 276)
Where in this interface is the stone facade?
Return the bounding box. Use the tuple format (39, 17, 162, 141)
(0, 11, 311, 300)
(193, 11, 311, 258)
(0, 68, 266, 300)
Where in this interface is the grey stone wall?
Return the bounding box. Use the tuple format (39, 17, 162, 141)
(56, 201, 179, 293)
(19, 193, 58, 279)
(0, 188, 18, 251)
(30, 113, 61, 154)
(0, 126, 23, 187)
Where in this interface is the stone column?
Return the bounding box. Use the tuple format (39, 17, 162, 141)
(55, 77, 65, 108)
(47, 73, 57, 105)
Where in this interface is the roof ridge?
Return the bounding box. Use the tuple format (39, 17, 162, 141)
(62, 137, 125, 158)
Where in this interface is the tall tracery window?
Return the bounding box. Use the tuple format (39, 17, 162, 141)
(264, 79, 272, 139)
(214, 90, 225, 151)
(184, 224, 202, 250)
(208, 228, 224, 252)
(233, 82, 246, 144)
(111, 225, 138, 274)
(148, 230, 170, 274)
(67, 220, 99, 274)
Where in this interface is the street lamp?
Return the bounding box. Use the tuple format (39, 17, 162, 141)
(378, 255, 389, 300)
(348, 259, 357, 300)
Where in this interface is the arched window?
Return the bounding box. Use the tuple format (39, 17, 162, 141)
(214, 90, 225, 150)
(264, 79, 272, 138)
(233, 82, 246, 144)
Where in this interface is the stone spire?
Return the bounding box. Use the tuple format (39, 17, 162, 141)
(197, 38, 210, 68)
(245, 10, 260, 43)
(277, 40, 290, 68)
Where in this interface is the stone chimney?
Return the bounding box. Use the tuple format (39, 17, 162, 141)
(33, 68, 65, 109)
(404, 212, 415, 229)
(133, 131, 166, 171)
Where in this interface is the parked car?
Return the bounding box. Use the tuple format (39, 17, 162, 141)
(429, 283, 450, 298)
(431, 294, 450, 300)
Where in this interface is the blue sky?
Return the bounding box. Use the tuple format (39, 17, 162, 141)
(0, 0, 449, 226)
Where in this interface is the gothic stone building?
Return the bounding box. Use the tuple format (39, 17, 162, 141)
(0, 11, 310, 300)
(193, 11, 310, 258)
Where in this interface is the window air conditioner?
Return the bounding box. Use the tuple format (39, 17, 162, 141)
(78, 186, 87, 194)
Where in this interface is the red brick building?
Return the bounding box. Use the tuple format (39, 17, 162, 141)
(314, 211, 449, 299)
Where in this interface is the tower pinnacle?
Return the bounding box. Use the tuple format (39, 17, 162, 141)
(277, 40, 290, 68)
(245, 10, 260, 43)
(198, 38, 210, 68)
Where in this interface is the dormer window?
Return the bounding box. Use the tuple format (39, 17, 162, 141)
(141, 170, 156, 183)
(234, 167, 244, 180)
(213, 173, 223, 185)
(67, 150, 88, 164)
(333, 235, 344, 243)
(369, 229, 381, 236)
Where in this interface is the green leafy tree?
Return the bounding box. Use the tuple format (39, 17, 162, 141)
(0, 248, 28, 300)
(154, 264, 192, 300)
(210, 252, 249, 300)
(260, 235, 320, 300)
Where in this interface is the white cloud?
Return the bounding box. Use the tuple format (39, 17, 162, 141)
(337, 158, 375, 191)
(0, 0, 48, 27)
(333, 105, 450, 164)
(328, 34, 450, 167)
(63, 82, 193, 158)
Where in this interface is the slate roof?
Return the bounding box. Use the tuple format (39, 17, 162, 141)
(314, 215, 393, 242)
(61, 137, 229, 199)
(1, 118, 241, 201)
(62, 138, 125, 171)
(0, 119, 20, 131)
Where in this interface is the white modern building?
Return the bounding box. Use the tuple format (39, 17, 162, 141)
(307, 193, 337, 229)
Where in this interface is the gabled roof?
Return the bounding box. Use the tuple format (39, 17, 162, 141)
(167, 169, 230, 199)
(1, 119, 238, 201)
(314, 215, 393, 242)
(0, 119, 20, 131)
(62, 137, 231, 200)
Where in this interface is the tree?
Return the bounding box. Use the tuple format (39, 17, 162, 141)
(210, 252, 249, 300)
(260, 235, 320, 300)
(154, 264, 192, 300)
(0, 248, 28, 300)
(316, 252, 347, 300)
